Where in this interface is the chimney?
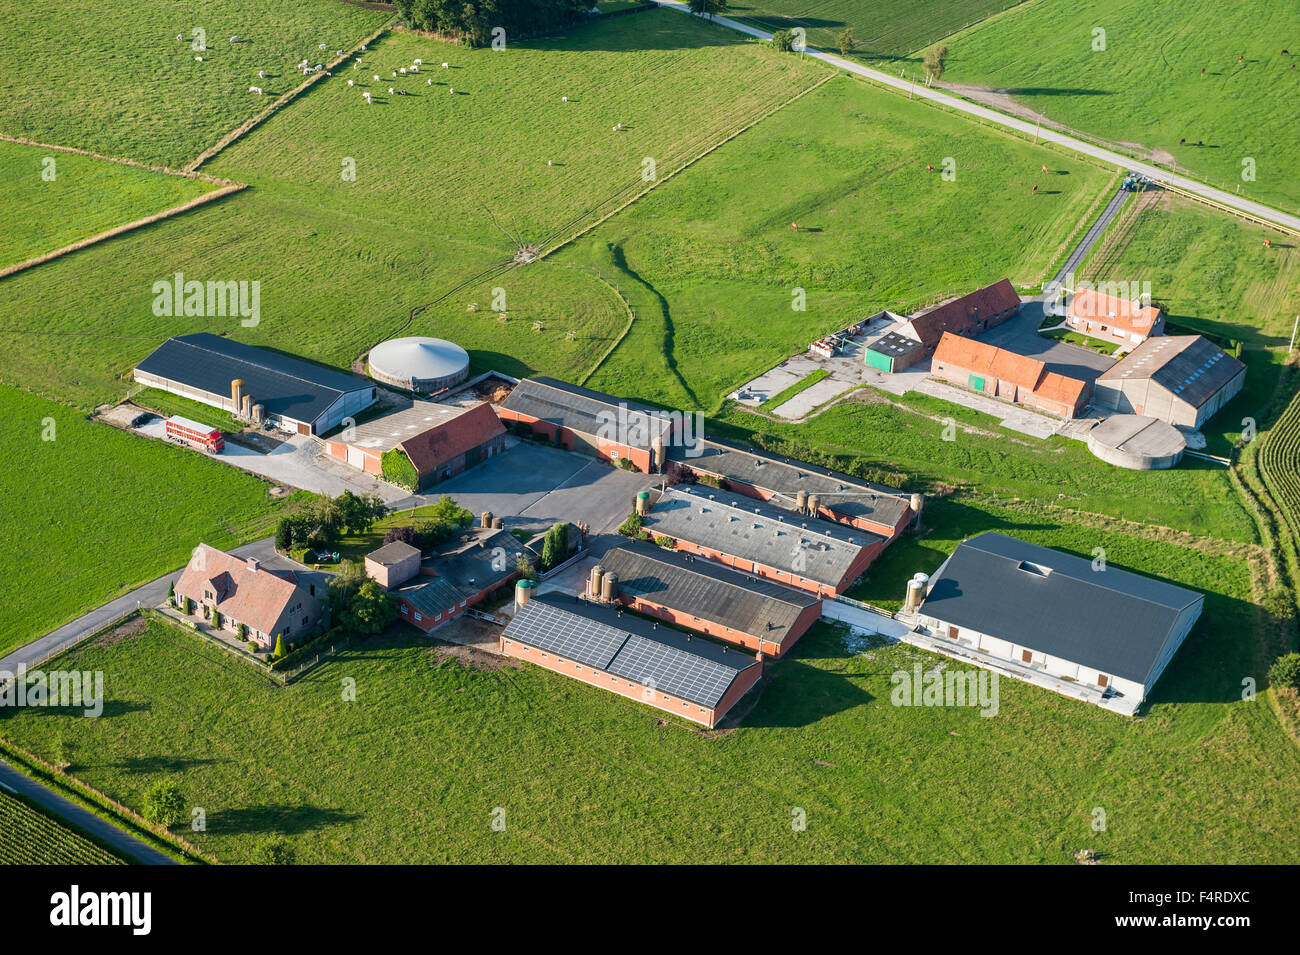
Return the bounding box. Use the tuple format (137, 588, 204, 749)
(246, 557, 259, 573)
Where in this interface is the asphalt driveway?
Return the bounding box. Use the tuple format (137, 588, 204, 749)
(979, 300, 1117, 384)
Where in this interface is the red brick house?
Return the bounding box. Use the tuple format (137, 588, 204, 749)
(1067, 288, 1163, 346)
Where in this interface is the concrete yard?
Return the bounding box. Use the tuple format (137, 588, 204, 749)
(977, 300, 1117, 384)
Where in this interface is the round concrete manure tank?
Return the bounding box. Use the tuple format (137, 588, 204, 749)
(368, 336, 469, 392)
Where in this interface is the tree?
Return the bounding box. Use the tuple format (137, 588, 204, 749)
(1269, 652, 1300, 692)
(516, 552, 538, 581)
(838, 27, 855, 57)
(395, 0, 589, 41)
(275, 517, 293, 551)
(383, 525, 420, 548)
(335, 491, 387, 535)
(143, 778, 185, 828)
(342, 581, 398, 635)
(273, 632, 286, 660)
(254, 835, 295, 865)
(923, 43, 948, 81)
(771, 29, 795, 53)
(327, 559, 368, 619)
(540, 522, 572, 570)
(688, 0, 728, 18)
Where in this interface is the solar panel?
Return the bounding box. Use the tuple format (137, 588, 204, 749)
(608, 634, 739, 708)
(503, 600, 628, 669)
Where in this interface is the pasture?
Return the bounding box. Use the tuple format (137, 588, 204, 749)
(0, 790, 124, 865)
(2, 498, 1294, 865)
(0, 0, 390, 168)
(726, 0, 1024, 58)
(554, 74, 1111, 410)
(0, 141, 216, 269)
(941, 0, 1300, 213)
(0, 386, 291, 656)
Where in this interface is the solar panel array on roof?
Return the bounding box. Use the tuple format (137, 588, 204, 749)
(613, 634, 740, 707)
(502, 598, 627, 669)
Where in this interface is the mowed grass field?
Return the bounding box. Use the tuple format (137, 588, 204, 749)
(553, 74, 1111, 410)
(0, 141, 217, 268)
(941, 0, 1300, 212)
(0, 790, 124, 865)
(2, 500, 1294, 864)
(0, 386, 291, 656)
(725, 0, 1024, 58)
(0, 0, 390, 168)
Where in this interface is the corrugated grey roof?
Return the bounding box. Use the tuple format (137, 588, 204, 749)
(599, 542, 819, 647)
(499, 377, 672, 448)
(1098, 336, 1245, 409)
(135, 333, 373, 426)
(393, 528, 527, 616)
(920, 532, 1202, 684)
(643, 485, 879, 589)
(671, 438, 911, 530)
(503, 592, 758, 708)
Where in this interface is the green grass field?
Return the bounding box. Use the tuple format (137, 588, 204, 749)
(0, 790, 125, 865)
(2, 496, 1293, 865)
(0, 386, 293, 656)
(553, 74, 1111, 410)
(726, 0, 1024, 58)
(0, 0, 390, 168)
(0, 141, 216, 268)
(941, 0, 1300, 213)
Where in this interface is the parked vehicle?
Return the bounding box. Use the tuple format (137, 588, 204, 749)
(165, 415, 224, 452)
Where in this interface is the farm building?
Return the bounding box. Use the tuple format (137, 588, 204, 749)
(911, 532, 1203, 714)
(864, 331, 928, 373)
(641, 484, 883, 597)
(497, 377, 674, 472)
(173, 543, 323, 650)
(367, 336, 470, 393)
(931, 332, 1089, 418)
(1066, 288, 1163, 346)
(598, 542, 823, 657)
(1086, 415, 1187, 470)
(1092, 335, 1245, 429)
(668, 436, 916, 539)
(898, 279, 1021, 351)
(364, 540, 422, 590)
(322, 400, 505, 491)
(501, 592, 762, 729)
(134, 333, 377, 436)
(388, 527, 530, 632)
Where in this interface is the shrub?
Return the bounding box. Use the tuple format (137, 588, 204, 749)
(612, 456, 637, 472)
(618, 513, 644, 537)
(247, 640, 259, 653)
(771, 29, 795, 52)
(383, 525, 420, 547)
(142, 778, 185, 828)
(237, 623, 248, 639)
(654, 536, 676, 550)
(273, 633, 286, 660)
(253, 835, 295, 865)
(275, 517, 292, 551)
(381, 447, 420, 491)
(1268, 653, 1300, 692)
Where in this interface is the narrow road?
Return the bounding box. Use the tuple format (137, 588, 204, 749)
(655, 2, 1300, 235)
(1046, 186, 1131, 294)
(0, 760, 178, 865)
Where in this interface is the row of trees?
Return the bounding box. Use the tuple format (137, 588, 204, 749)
(275, 491, 388, 552)
(380, 496, 475, 550)
(395, 0, 589, 44)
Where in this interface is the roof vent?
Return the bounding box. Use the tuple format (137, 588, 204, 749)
(1017, 560, 1052, 577)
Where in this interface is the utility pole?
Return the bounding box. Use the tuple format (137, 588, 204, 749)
(1290, 314, 1298, 353)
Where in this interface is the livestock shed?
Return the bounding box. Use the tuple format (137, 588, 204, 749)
(1092, 335, 1245, 429)
(497, 377, 675, 472)
(931, 332, 1089, 418)
(134, 333, 376, 436)
(367, 336, 470, 393)
(899, 279, 1021, 350)
(864, 331, 928, 372)
(669, 437, 915, 539)
(914, 532, 1203, 714)
(599, 542, 823, 657)
(641, 484, 882, 597)
(1067, 288, 1163, 346)
(322, 400, 505, 491)
(391, 527, 529, 632)
(500, 592, 762, 728)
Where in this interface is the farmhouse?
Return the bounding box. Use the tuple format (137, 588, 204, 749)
(173, 543, 323, 649)
(641, 484, 882, 597)
(1066, 288, 1164, 346)
(134, 333, 377, 436)
(898, 278, 1021, 350)
(497, 377, 674, 472)
(322, 400, 505, 491)
(501, 592, 762, 729)
(912, 532, 1203, 713)
(1092, 335, 1246, 429)
(931, 332, 1089, 418)
(598, 541, 824, 657)
(387, 527, 529, 631)
(669, 436, 916, 539)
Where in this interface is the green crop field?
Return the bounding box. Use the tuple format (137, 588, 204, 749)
(0, 141, 216, 269)
(941, 0, 1300, 213)
(1, 496, 1293, 865)
(553, 74, 1110, 410)
(0, 0, 391, 169)
(0, 386, 292, 656)
(726, 0, 1024, 59)
(0, 790, 125, 865)
(1259, 389, 1300, 545)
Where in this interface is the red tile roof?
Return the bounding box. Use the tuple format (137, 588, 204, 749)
(933, 332, 1086, 410)
(1068, 288, 1161, 335)
(905, 279, 1019, 347)
(174, 544, 302, 634)
(399, 401, 505, 475)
